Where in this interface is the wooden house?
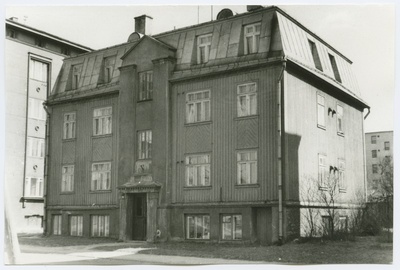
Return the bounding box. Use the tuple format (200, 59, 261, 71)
(45, 6, 369, 243)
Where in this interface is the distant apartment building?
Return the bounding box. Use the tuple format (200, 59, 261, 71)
(5, 17, 92, 233)
(365, 131, 393, 198)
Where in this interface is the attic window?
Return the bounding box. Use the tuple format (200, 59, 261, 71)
(244, 23, 261, 54)
(35, 38, 46, 48)
(98, 56, 116, 85)
(197, 34, 212, 64)
(328, 53, 342, 83)
(308, 40, 323, 71)
(69, 64, 82, 90)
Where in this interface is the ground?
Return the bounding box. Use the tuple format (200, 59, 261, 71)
(16, 234, 392, 265)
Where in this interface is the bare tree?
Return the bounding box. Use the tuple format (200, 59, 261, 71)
(299, 176, 321, 238)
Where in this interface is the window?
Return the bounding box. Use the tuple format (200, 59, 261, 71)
(29, 59, 48, 82)
(28, 98, 46, 120)
(139, 71, 153, 101)
(384, 141, 390, 150)
(237, 151, 257, 185)
(186, 154, 210, 187)
(25, 177, 43, 197)
(338, 159, 346, 191)
(63, 112, 76, 139)
(8, 29, 16, 38)
(322, 216, 333, 236)
(70, 216, 83, 236)
(93, 107, 112, 136)
(197, 34, 212, 64)
(27, 137, 45, 158)
(372, 164, 378, 174)
(336, 104, 344, 135)
(308, 40, 323, 71)
(101, 56, 116, 84)
(186, 90, 210, 123)
(35, 38, 45, 48)
(222, 214, 242, 240)
(371, 135, 377, 144)
(339, 216, 348, 232)
(53, 215, 62, 235)
(138, 130, 152, 159)
(91, 162, 111, 191)
(244, 23, 261, 54)
(372, 150, 377, 158)
(318, 154, 327, 189)
(61, 165, 74, 192)
(186, 215, 210, 240)
(70, 64, 82, 90)
(328, 53, 342, 83)
(317, 94, 325, 128)
(237, 83, 257, 117)
(91, 215, 110, 237)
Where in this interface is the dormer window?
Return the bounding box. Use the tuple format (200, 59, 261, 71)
(328, 53, 342, 83)
(99, 56, 116, 85)
(197, 34, 212, 64)
(69, 64, 82, 90)
(244, 23, 261, 54)
(308, 40, 323, 71)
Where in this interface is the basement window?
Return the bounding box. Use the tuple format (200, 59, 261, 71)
(328, 53, 342, 83)
(186, 215, 210, 240)
(70, 216, 83, 236)
(53, 215, 62, 235)
(91, 215, 110, 237)
(221, 214, 242, 240)
(308, 40, 323, 71)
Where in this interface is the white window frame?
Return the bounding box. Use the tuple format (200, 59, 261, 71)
(186, 90, 211, 123)
(53, 215, 62, 235)
(29, 58, 48, 82)
(186, 215, 210, 240)
(138, 130, 152, 160)
(27, 137, 45, 158)
(28, 98, 46, 120)
(91, 162, 111, 191)
(139, 71, 153, 101)
(221, 214, 242, 240)
(318, 154, 327, 189)
(71, 65, 82, 89)
(61, 165, 74, 192)
(25, 177, 43, 197)
(63, 112, 76, 140)
(91, 215, 110, 237)
(308, 40, 323, 71)
(337, 104, 344, 135)
(317, 94, 325, 128)
(237, 82, 257, 117)
(237, 151, 257, 185)
(70, 215, 83, 236)
(197, 34, 212, 64)
(93, 107, 112, 136)
(244, 23, 261, 55)
(338, 159, 346, 191)
(185, 154, 211, 187)
(371, 135, 377, 144)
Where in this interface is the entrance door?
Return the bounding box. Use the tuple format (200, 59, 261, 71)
(132, 193, 147, 240)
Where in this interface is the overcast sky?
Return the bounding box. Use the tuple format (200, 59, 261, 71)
(4, 2, 397, 133)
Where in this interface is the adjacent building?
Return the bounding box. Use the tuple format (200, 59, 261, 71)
(365, 131, 393, 198)
(5, 18, 92, 233)
(45, 6, 369, 243)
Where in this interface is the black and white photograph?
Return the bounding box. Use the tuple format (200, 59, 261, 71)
(2, 0, 397, 267)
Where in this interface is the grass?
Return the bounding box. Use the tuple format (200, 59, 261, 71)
(19, 234, 392, 264)
(18, 233, 119, 247)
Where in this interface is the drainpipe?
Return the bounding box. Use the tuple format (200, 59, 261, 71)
(363, 108, 370, 120)
(277, 60, 287, 243)
(43, 104, 51, 235)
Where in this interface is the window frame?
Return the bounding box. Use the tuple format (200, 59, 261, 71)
(185, 154, 211, 187)
(308, 40, 323, 71)
(384, 141, 390, 150)
(186, 90, 211, 124)
(237, 150, 258, 185)
(71, 64, 82, 90)
(372, 164, 378, 174)
(69, 215, 83, 236)
(197, 34, 212, 64)
(186, 214, 210, 240)
(317, 94, 325, 129)
(138, 70, 154, 101)
(63, 112, 76, 140)
(28, 98, 46, 120)
(221, 214, 242, 240)
(318, 154, 328, 190)
(26, 137, 45, 158)
(371, 135, 377, 144)
(53, 215, 62, 235)
(336, 104, 344, 135)
(61, 165, 75, 193)
(237, 82, 257, 117)
(338, 159, 346, 192)
(91, 162, 111, 191)
(91, 215, 110, 237)
(24, 176, 43, 197)
(93, 107, 112, 136)
(138, 130, 152, 160)
(328, 53, 342, 83)
(244, 23, 261, 55)
(371, 150, 377, 158)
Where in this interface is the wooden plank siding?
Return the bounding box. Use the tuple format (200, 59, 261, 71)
(284, 70, 365, 203)
(47, 95, 119, 207)
(171, 66, 282, 204)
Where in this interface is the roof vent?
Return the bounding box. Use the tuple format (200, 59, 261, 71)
(217, 9, 234, 20)
(247, 5, 263, 12)
(127, 32, 143, 42)
(9, 17, 18, 22)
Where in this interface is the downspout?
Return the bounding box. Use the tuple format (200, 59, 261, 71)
(363, 108, 370, 120)
(277, 60, 287, 243)
(363, 107, 370, 203)
(43, 104, 51, 235)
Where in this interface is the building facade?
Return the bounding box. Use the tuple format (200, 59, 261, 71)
(365, 131, 393, 198)
(45, 6, 369, 243)
(5, 18, 91, 233)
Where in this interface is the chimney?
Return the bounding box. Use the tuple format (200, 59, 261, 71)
(247, 5, 263, 12)
(9, 17, 18, 22)
(134, 15, 153, 35)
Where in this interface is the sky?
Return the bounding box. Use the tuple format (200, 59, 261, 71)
(3, 2, 397, 133)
